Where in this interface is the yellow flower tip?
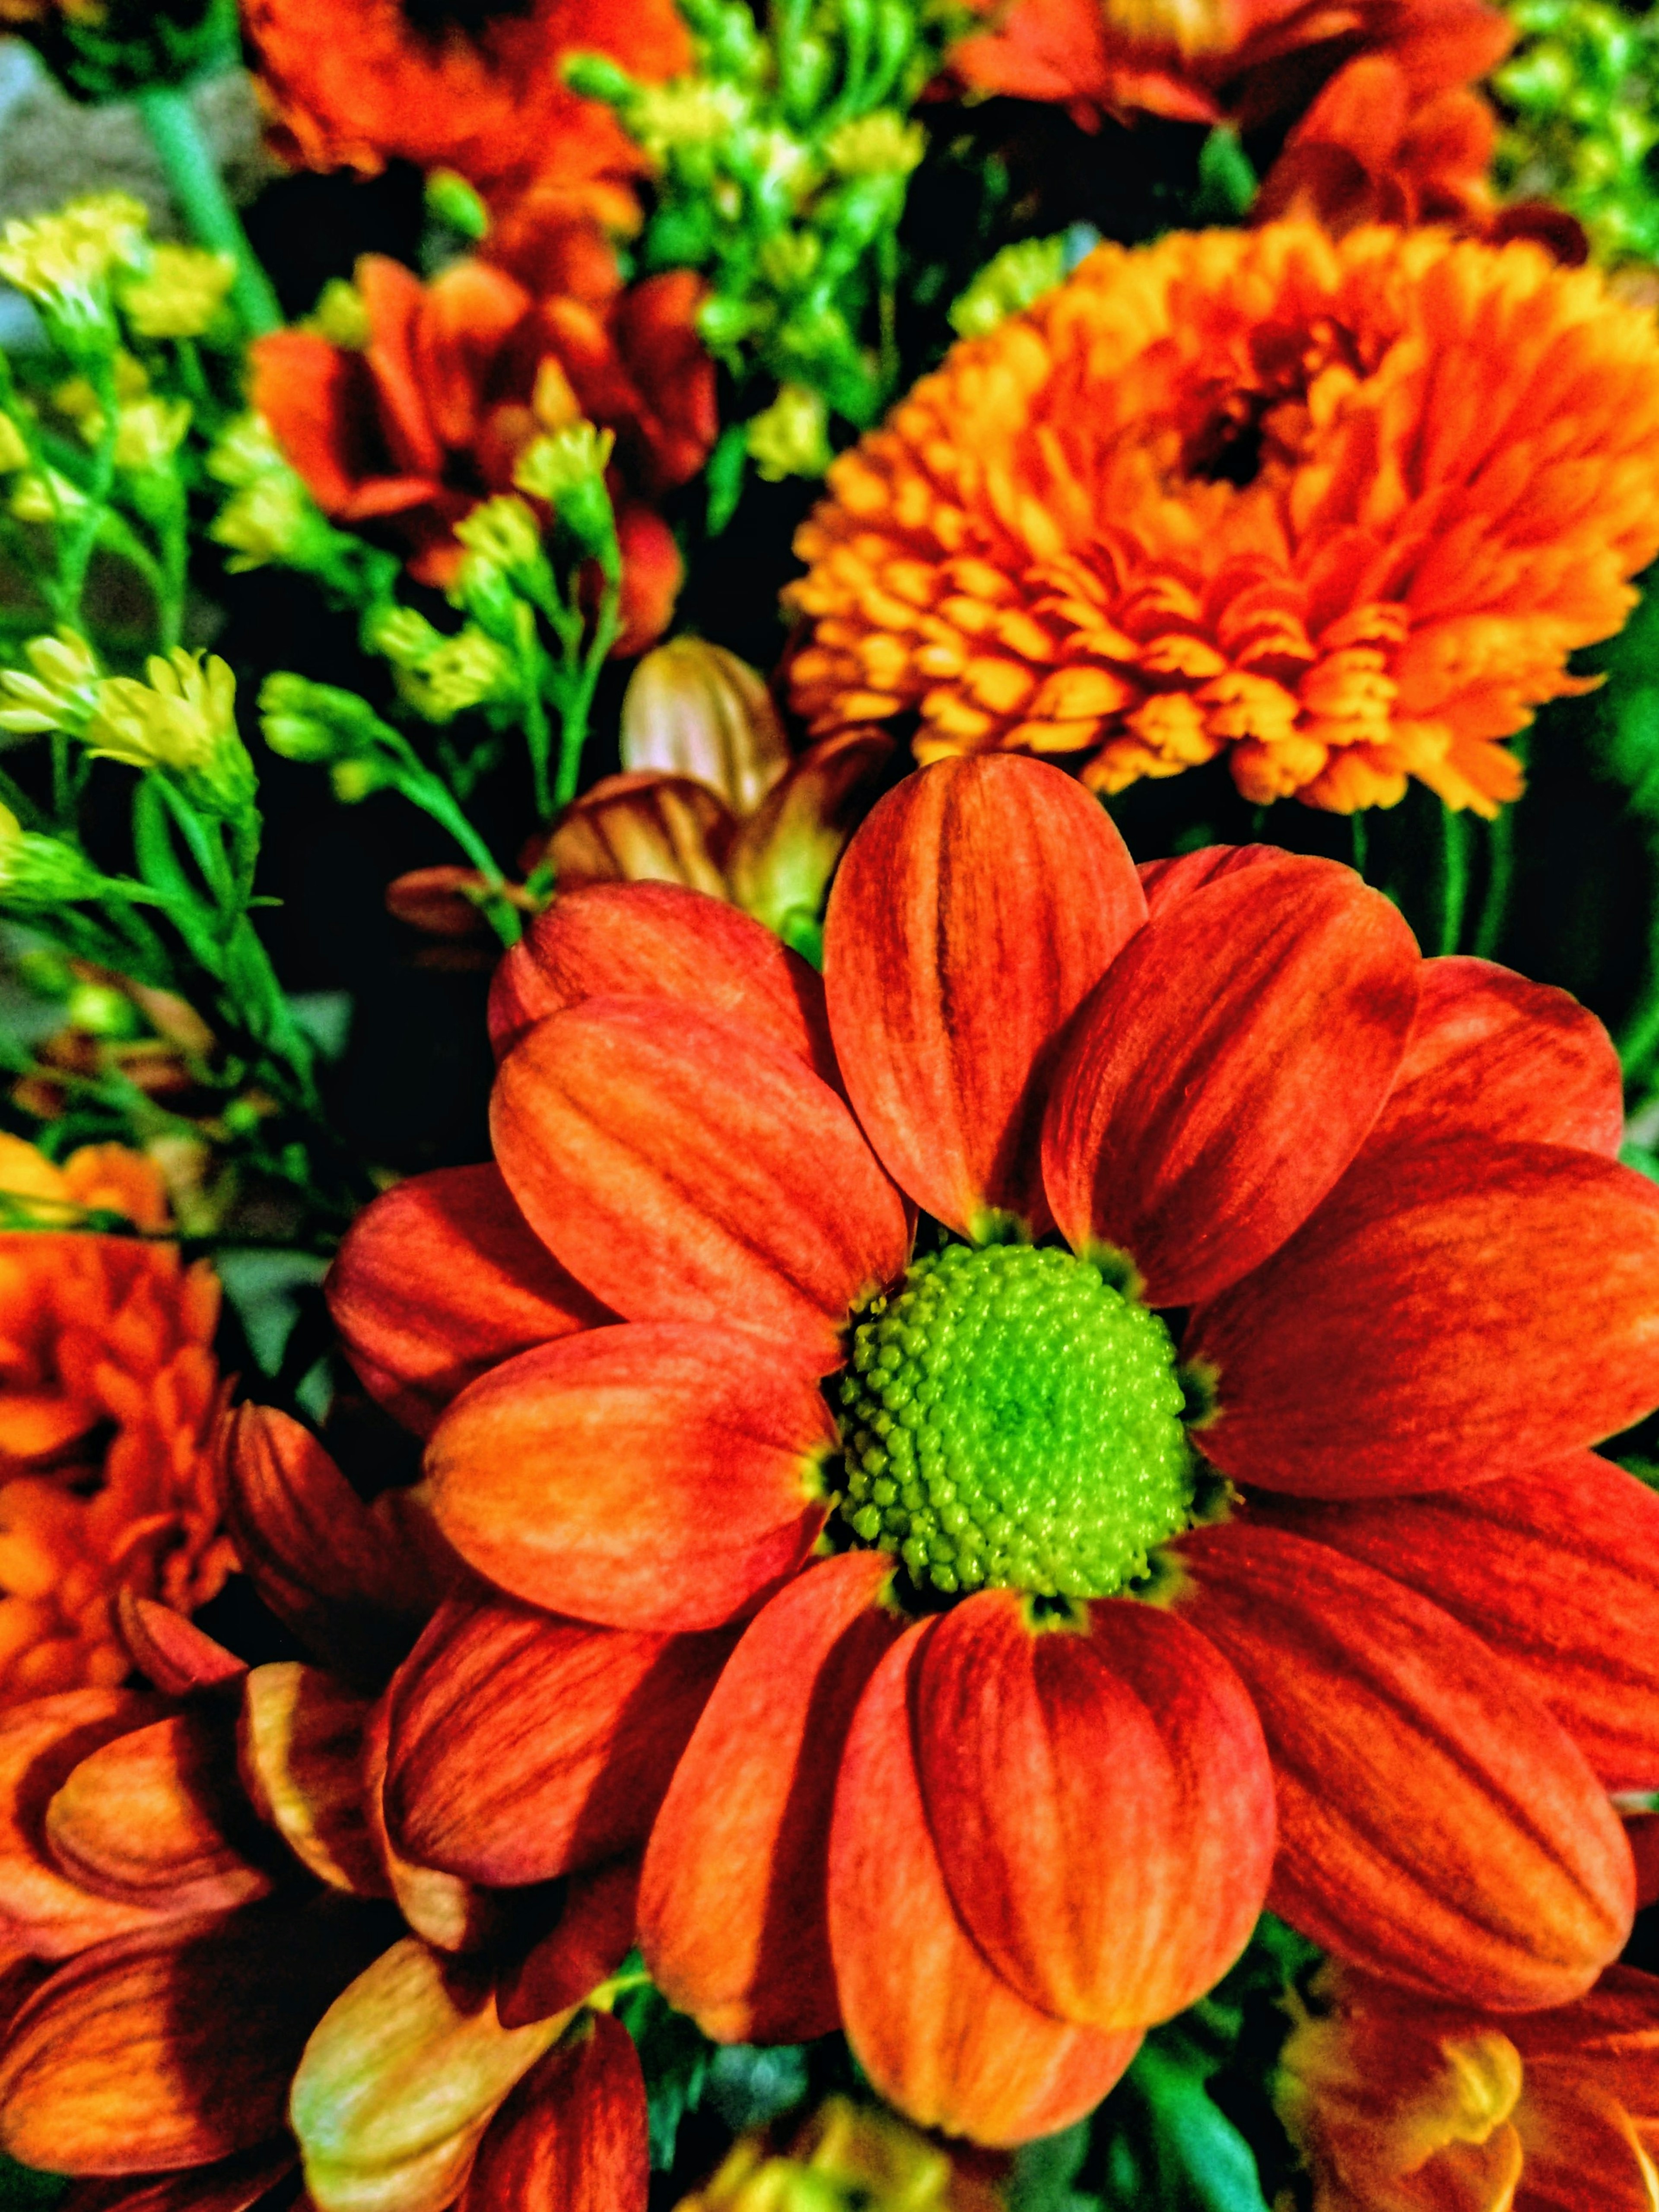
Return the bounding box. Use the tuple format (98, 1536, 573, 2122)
(86, 651, 254, 814)
(0, 415, 26, 475)
(207, 410, 292, 489)
(824, 111, 927, 179)
(747, 384, 833, 484)
(118, 244, 237, 340)
(112, 395, 192, 476)
(786, 222, 1659, 815)
(513, 425, 616, 506)
(0, 192, 149, 324)
(679, 2098, 983, 2212)
(305, 274, 374, 351)
(453, 493, 545, 576)
(0, 627, 102, 737)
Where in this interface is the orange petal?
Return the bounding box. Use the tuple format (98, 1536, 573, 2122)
(114, 1596, 245, 1698)
(1366, 955, 1624, 1158)
(491, 1000, 909, 1371)
(1252, 1454, 1659, 1792)
(487, 880, 836, 1080)
(385, 1597, 736, 1885)
(639, 1551, 905, 2043)
(291, 1937, 566, 2212)
(461, 2012, 647, 2212)
(326, 1165, 612, 1437)
(827, 1625, 1141, 2145)
(1136, 846, 1292, 917)
(498, 1854, 641, 2031)
(1186, 1139, 1659, 1497)
(1173, 1523, 1634, 2009)
(426, 1323, 836, 1630)
(45, 1711, 273, 1914)
(914, 1591, 1274, 2030)
(238, 1663, 389, 1898)
(0, 1901, 382, 2174)
(1043, 859, 1419, 1306)
(360, 1695, 495, 1956)
(37, 2141, 296, 2212)
(823, 756, 1145, 1240)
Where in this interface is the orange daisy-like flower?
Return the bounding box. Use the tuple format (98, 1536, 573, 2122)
(786, 224, 1659, 816)
(0, 1136, 232, 1706)
(331, 755, 1659, 2144)
(0, 1408, 653, 2208)
(1276, 1959, 1659, 2210)
(242, 0, 689, 222)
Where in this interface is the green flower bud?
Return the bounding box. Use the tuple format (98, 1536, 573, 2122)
(746, 383, 833, 482)
(0, 804, 110, 909)
(0, 629, 102, 738)
(424, 169, 490, 241)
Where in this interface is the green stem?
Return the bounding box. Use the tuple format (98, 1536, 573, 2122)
(1437, 803, 1468, 958)
(1471, 801, 1516, 961)
(1349, 813, 1368, 881)
(135, 86, 282, 338)
(553, 579, 622, 811)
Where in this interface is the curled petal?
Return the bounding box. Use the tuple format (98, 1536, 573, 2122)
(114, 1598, 244, 1698)
(426, 1324, 837, 1631)
(1044, 859, 1418, 1306)
(828, 1626, 1141, 2146)
(361, 1696, 495, 1957)
(1367, 957, 1624, 1158)
(223, 1406, 445, 1676)
(1255, 1454, 1659, 1791)
(292, 1937, 566, 2212)
(1186, 1139, 1659, 1496)
(726, 727, 896, 941)
(492, 1000, 909, 1369)
(0, 1902, 382, 2175)
(386, 1597, 736, 1886)
(1173, 1523, 1634, 2009)
(45, 1711, 273, 1914)
(488, 880, 836, 1081)
(498, 1856, 641, 2032)
(640, 1552, 905, 2044)
(461, 2012, 647, 2212)
(326, 1166, 611, 1438)
(824, 756, 1146, 1239)
(914, 1591, 1274, 2029)
(238, 1664, 388, 1898)
(53, 2142, 296, 2212)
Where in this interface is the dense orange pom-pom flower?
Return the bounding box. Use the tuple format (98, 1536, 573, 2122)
(0, 1136, 232, 1706)
(0, 1405, 652, 2209)
(786, 225, 1659, 816)
(331, 754, 1659, 2144)
(1276, 1959, 1659, 2209)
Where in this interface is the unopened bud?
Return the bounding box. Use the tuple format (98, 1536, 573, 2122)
(118, 244, 237, 340)
(0, 416, 25, 474)
(0, 804, 110, 908)
(746, 383, 832, 482)
(425, 169, 491, 241)
(622, 637, 790, 812)
(824, 111, 925, 179)
(0, 628, 102, 737)
(307, 276, 373, 351)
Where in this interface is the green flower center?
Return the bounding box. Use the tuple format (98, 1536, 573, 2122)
(836, 1243, 1194, 1599)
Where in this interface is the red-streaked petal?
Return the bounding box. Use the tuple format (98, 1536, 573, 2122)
(1186, 1139, 1659, 1497)
(1136, 845, 1302, 916)
(824, 756, 1146, 1240)
(426, 1324, 836, 1632)
(1044, 859, 1418, 1306)
(238, 1664, 388, 1899)
(385, 1597, 736, 1886)
(827, 1625, 1142, 2146)
(0, 1902, 383, 2176)
(1365, 956, 1624, 1158)
(913, 1591, 1273, 2030)
(461, 2013, 647, 2212)
(1252, 1454, 1659, 1791)
(326, 1165, 611, 1438)
(498, 1856, 641, 2032)
(44, 1713, 273, 1915)
(639, 1552, 904, 2044)
(1173, 1522, 1634, 2009)
(489, 880, 836, 1081)
(360, 1696, 495, 1958)
(53, 2143, 296, 2212)
(492, 999, 909, 1368)
(114, 1596, 244, 1698)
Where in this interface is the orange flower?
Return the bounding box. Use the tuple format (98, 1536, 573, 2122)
(1276, 1960, 1659, 2210)
(0, 1406, 653, 2209)
(0, 1135, 232, 1706)
(786, 224, 1659, 816)
(251, 252, 713, 639)
(242, 0, 689, 219)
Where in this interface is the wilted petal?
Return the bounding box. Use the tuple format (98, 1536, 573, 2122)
(640, 1552, 904, 2044)
(238, 1664, 388, 1897)
(824, 756, 1146, 1240)
(461, 2012, 647, 2212)
(828, 1626, 1141, 2145)
(114, 1598, 244, 1699)
(385, 1597, 736, 1886)
(326, 1165, 610, 1438)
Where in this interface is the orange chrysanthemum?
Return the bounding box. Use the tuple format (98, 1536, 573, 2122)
(0, 1136, 232, 1704)
(786, 224, 1659, 816)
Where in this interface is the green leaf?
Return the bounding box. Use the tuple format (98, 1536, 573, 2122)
(0, 2155, 66, 2209)
(1120, 2043, 1272, 2212)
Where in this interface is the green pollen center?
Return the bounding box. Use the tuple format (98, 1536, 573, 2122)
(836, 1243, 1194, 1600)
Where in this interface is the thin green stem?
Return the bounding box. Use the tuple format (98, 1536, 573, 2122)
(1437, 803, 1469, 958)
(1471, 801, 1516, 961)
(1349, 813, 1368, 881)
(553, 579, 622, 812)
(135, 87, 282, 338)
(515, 601, 555, 823)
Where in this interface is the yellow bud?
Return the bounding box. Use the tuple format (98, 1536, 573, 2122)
(747, 384, 832, 482)
(0, 193, 148, 329)
(113, 395, 192, 475)
(119, 244, 237, 340)
(210, 475, 318, 571)
(453, 494, 545, 577)
(9, 470, 87, 524)
(396, 628, 518, 722)
(207, 411, 291, 489)
(0, 416, 27, 474)
(306, 276, 374, 351)
(948, 235, 1071, 340)
(678, 2099, 969, 2212)
(631, 80, 750, 162)
(85, 651, 254, 815)
(0, 628, 102, 736)
(824, 111, 925, 179)
(365, 605, 447, 671)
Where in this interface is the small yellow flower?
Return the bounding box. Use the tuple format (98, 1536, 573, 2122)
(112, 395, 192, 475)
(453, 494, 546, 578)
(210, 475, 319, 571)
(678, 2099, 975, 2212)
(9, 470, 87, 525)
(118, 244, 237, 340)
(363, 605, 446, 670)
(747, 384, 833, 482)
(0, 629, 102, 737)
(0, 193, 148, 330)
(206, 411, 291, 489)
(0, 416, 28, 475)
(85, 651, 255, 816)
(630, 79, 750, 162)
(948, 235, 1071, 339)
(514, 426, 617, 556)
(824, 112, 925, 179)
(396, 628, 518, 722)
(305, 276, 373, 351)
